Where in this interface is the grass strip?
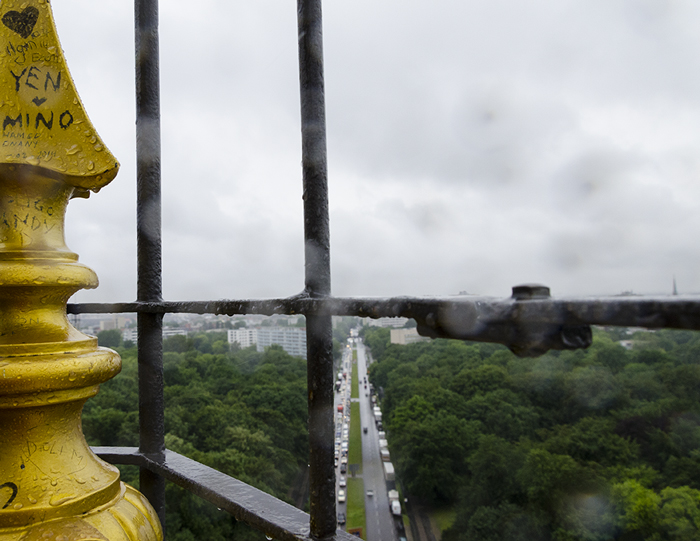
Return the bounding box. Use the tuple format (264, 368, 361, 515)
(402, 515, 411, 536)
(351, 359, 359, 398)
(346, 477, 366, 538)
(349, 401, 362, 472)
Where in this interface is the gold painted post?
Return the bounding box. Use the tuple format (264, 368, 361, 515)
(0, 2, 162, 540)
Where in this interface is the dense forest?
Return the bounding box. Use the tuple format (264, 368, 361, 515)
(363, 326, 700, 541)
(85, 331, 310, 541)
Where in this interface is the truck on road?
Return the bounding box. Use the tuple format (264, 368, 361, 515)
(383, 462, 395, 482)
(388, 490, 401, 516)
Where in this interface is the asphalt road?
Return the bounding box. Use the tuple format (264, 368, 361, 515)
(334, 344, 352, 530)
(357, 338, 398, 541)
(332, 336, 399, 540)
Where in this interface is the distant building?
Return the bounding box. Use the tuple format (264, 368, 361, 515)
(100, 316, 134, 331)
(122, 329, 138, 343)
(163, 329, 188, 338)
(228, 327, 307, 357)
(100, 319, 117, 331)
(122, 327, 188, 344)
(256, 327, 307, 358)
(390, 328, 429, 345)
(364, 317, 409, 328)
(228, 328, 258, 348)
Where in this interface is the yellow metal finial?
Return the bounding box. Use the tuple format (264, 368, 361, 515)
(0, 2, 162, 540)
(0, 0, 118, 194)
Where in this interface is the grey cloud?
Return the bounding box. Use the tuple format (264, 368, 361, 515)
(53, 1, 700, 302)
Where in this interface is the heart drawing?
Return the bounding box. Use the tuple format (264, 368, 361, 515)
(2, 6, 39, 39)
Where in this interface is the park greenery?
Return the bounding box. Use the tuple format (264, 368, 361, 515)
(87, 331, 309, 541)
(363, 326, 700, 541)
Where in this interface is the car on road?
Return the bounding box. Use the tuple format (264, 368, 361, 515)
(338, 489, 346, 503)
(363, 426, 368, 434)
(366, 489, 374, 497)
(337, 512, 346, 525)
(339, 475, 346, 487)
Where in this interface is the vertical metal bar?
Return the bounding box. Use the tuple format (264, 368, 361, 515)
(305, 314, 334, 539)
(135, 0, 165, 529)
(297, 0, 335, 538)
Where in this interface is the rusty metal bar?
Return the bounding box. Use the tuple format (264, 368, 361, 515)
(296, 0, 335, 537)
(135, 0, 166, 526)
(93, 447, 357, 541)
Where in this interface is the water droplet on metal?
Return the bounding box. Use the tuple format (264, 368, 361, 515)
(65, 145, 80, 155)
(49, 494, 74, 506)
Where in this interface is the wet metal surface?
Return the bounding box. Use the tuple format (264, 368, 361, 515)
(94, 448, 357, 541)
(135, 0, 166, 527)
(297, 0, 335, 537)
(70, 293, 700, 357)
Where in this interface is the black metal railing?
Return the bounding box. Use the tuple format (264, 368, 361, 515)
(65, 0, 700, 540)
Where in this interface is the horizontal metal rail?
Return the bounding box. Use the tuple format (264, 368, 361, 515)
(93, 447, 357, 541)
(70, 289, 700, 356)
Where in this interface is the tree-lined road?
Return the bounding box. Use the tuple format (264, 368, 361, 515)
(356, 338, 398, 541)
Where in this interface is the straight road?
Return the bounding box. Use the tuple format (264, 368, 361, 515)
(333, 343, 353, 531)
(356, 337, 398, 541)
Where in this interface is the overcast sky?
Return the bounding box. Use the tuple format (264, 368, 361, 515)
(50, 0, 700, 303)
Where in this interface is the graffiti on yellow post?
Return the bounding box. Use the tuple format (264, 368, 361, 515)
(0, 2, 162, 540)
(0, 0, 118, 195)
